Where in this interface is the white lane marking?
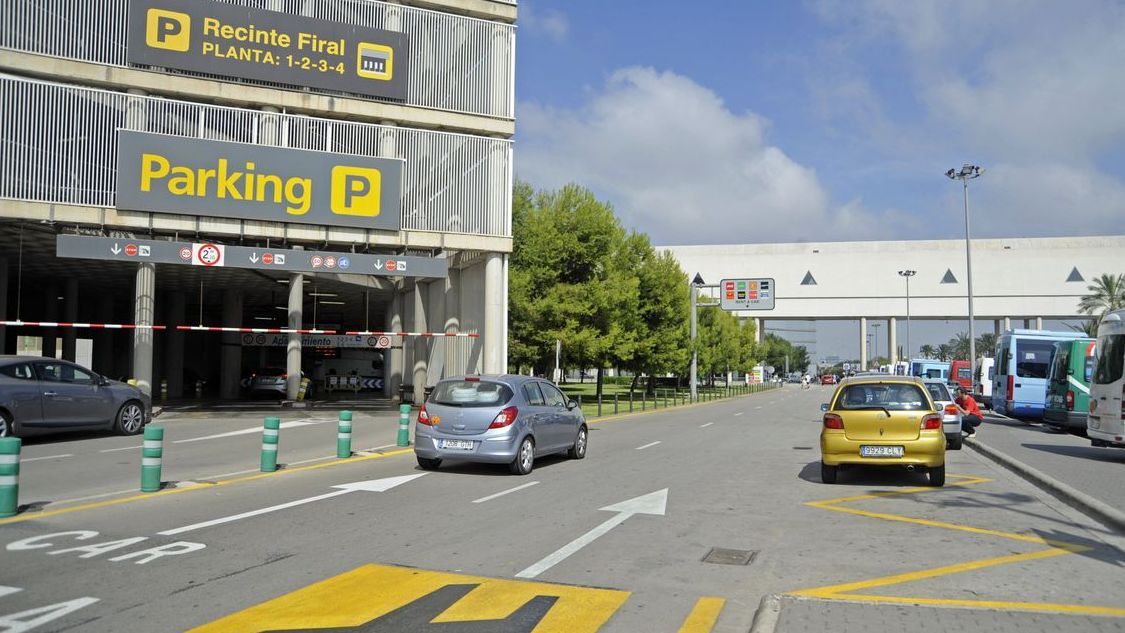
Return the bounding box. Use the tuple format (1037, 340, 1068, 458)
(515, 489, 668, 579)
(99, 445, 142, 453)
(21, 454, 74, 462)
(157, 474, 428, 536)
(699, 422, 714, 428)
(755, 406, 763, 409)
(473, 481, 540, 504)
(733, 412, 744, 417)
(173, 420, 315, 444)
(635, 441, 661, 450)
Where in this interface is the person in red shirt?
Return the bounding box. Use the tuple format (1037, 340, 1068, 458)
(954, 386, 983, 436)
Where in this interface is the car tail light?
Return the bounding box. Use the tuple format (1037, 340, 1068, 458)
(944, 404, 958, 416)
(464, 376, 480, 382)
(1007, 375, 1014, 404)
(489, 406, 519, 429)
(823, 413, 844, 429)
(1066, 390, 1075, 411)
(417, 404, 433, 426)
(921, 413, 943, 430)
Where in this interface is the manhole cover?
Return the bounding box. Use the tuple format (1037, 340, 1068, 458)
(702, 548, 757, 566)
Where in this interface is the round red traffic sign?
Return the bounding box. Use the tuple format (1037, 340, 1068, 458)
(124, 244, 138, 256)
(262, 253, 274, 265)
(196, 243, 222, 266)
(179, 247, 192, 261)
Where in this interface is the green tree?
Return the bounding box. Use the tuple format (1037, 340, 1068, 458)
(949, 332, 971, 360)
(1077, 273, 1125, 324)
(919, 344, 936, 359)
(936, 344, 953, 361)
(620, 240, 690, 393)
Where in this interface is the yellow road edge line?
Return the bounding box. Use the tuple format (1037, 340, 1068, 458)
(810, 502, 1059, 545)
(810, 592, 1125, 618)
(790, 548, 1077, 597)
(676, 596, 726, 633)
(806, 475, 992, 506)
(0, 448, 414, 525)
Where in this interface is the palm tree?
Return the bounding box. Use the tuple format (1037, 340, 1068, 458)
(949, 332, 971, 359)
(937, 344, 953, 361)
(975, 332, 997, 357)
(1077, 273, 1125, 322)
(1067, 320, 1099, 337)
(919, 344, 936, 359)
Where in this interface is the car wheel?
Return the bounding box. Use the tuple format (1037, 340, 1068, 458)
(947, 435, 963, 450)
(115, 401, 145, 436)
(417, 456, 442, 470)
(0, 410, 16, 438)
(567, 425, 588, 459)
(820, 461, 837, 484)
(509, 437, 534, 475)
(928, 464, 946, 487)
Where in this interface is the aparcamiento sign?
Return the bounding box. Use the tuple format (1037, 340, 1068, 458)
(126, 0, 409, 100)
(115, 131, 404, 231)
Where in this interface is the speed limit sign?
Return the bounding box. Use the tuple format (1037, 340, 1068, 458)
(192, 242, 225, 267)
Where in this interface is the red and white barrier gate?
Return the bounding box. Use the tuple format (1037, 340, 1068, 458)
(0, 321, 167, 330)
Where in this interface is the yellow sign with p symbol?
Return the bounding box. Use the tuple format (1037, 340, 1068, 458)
(331, 166, 382, 217)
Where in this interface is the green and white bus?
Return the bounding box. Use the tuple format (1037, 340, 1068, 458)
(1043, 338, 1096, 433)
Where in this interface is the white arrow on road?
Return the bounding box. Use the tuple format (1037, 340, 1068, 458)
(514, 488, 667, 579)
(156, 473, 427, 536)
(110, 243, 121, 255)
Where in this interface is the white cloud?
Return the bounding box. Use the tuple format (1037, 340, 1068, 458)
(517, 67, 918, 244)
(520, 2, 569, 43)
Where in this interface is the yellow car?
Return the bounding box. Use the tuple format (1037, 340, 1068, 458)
(820, 375, 946, 486)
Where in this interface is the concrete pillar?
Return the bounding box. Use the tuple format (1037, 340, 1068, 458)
(753, 318, 762, 344)
(0, 257, 7, 355)
(889, 316, 898, 364)
(93, 296, 115, 377)
(41, 285, 58, 358)
(384, 291, 403, 398)
(164, 292, 186, 398)
(378, 122, 397, 158)
(132, 263, 155, 395)
(1035, 317, 1043, 330)
(859, 317, 868, 372)
(1003, 317, 1011, 331)
(286, 273, 303, 400)
(219, 289, 243, 400)
(444, 269, 461, 378)
(412, 282, 428, 402)
(125, 88, 147, 131)
(62, 278, 78, 361)
(427, 277, 446, 383)
(1021, 318, 1030, 329)
(995, 320, 1002, 337)
(483, 253, 505, 374)
(259, 105, 282, 147)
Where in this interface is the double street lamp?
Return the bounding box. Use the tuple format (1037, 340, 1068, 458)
(898, 269, 916, 363)
(870, 322, 881, 365)
(946, 164, 984, 387)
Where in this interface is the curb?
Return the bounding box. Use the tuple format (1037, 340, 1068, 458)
(748, 594, 782, 633)
(965, 437, 1125, 534)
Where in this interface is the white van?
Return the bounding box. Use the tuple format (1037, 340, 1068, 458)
(1088, 310, 1125, 448)
(975, 357, 995, 409)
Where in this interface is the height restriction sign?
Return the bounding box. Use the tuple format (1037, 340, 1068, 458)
(719, 278, 775, 311)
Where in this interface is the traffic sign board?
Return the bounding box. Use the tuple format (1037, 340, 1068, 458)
(56, 235, 448, 278)
(718, 278, 775, 311)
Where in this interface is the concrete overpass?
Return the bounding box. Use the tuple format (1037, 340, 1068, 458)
(663, 235, 1125, 369)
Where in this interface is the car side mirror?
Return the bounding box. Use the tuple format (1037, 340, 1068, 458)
(821, 403, 829, 412)
(97, 375, 110, 386)
(567, 399, 579, 410)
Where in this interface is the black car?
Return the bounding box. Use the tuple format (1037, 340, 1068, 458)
(0, 356, 152, 438)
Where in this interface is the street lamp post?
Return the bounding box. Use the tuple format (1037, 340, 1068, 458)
(871, 322, 881, 366)
(689, 273, 704, 402)
(946, 164, 984, 389)
(898, 270, 916, 364)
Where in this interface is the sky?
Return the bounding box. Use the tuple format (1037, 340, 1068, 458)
(512, 1, 1124, 363)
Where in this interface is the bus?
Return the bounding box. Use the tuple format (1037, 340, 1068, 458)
(910, 359, 950, 381)
(1043, 338, 1096, 433)
(993, 329, 1085, 420)
(1089, 310, 1125, 448)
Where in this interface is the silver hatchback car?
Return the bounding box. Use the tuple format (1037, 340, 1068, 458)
(414, 375, 587, 475)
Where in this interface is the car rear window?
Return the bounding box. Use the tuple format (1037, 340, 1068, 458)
(836, 383, 929, 411)
(924, 383, 951, 402)
(430, 380, 514, 407)
(1015, 340, 1055, 379)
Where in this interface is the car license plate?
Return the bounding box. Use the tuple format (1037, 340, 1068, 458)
(440, 439, 474, 451)
(860, 445, 904, 458)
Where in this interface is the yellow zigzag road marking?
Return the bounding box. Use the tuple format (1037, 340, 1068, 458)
(790, 473, 1125, 617)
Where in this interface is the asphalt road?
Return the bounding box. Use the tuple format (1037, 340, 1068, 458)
(1, 386, 1123, 633)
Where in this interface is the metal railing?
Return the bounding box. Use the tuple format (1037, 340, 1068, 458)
(0, 75, 511, 237)
(0, 0, 515, 119)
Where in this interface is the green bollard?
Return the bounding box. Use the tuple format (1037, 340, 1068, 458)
(337, 410, 353, 458)
(397, 404, 411, 447)
(141, 425, 163, 492)
(0, 437, 21, 517)
(261, 417, 280, 472)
